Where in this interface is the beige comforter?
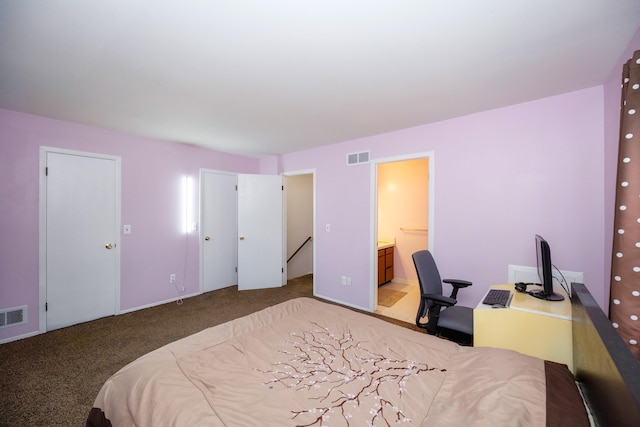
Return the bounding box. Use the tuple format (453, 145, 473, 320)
(93, 297, 547, 426)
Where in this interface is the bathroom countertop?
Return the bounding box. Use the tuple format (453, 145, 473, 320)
(377, 238, 396, 250)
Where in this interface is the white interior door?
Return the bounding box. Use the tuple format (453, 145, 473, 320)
(237, 174, 284, 290)
(44, 150, 119, 330)
(201, 171, 238, 292)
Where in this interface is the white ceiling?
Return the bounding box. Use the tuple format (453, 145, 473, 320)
(1, 1, 639, 158)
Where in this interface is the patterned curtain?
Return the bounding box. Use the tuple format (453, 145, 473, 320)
(610, 49, 640, 361)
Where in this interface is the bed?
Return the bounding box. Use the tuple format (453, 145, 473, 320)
(571, 282, 640, 427)
(86, 283, 638, 426)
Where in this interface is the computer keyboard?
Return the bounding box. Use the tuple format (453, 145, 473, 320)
(482, 289, 511, 307)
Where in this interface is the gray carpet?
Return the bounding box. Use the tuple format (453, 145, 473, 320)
(0, 275, 419, 426)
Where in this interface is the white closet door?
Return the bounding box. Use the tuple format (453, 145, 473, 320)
(201, 171, 238, 292)
(237, 174, 284, 290)
(45, 150, 118, 330)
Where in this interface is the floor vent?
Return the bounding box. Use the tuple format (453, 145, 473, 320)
(347, 151, 370, 166)
(0, 306, 27, 329)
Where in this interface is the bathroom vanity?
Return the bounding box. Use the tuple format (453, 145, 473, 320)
(377, 238, 395, 286)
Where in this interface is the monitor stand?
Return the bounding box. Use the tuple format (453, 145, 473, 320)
(530, 289, 565, 301)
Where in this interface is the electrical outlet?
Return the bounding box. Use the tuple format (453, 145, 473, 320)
(341, 276, 346, 285)
(170, 274, 176, 283)
(346, 277, 352, 286)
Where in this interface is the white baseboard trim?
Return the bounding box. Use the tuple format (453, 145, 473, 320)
(0, 292, 202, 344)
(0, 329, 41, 344)
(119, 292, 200, 314)
(314, 293, 370, 313)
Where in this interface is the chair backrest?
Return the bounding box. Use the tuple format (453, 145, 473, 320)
(412, 250, 443, 307)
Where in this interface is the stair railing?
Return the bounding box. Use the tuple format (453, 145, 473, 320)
(287, 236, 312, 263)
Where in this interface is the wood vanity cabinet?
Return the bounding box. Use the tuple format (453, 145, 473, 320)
(377, 247, 394, 286)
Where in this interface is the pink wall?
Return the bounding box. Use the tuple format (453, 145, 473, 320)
(3, 30, 638, 342)
(0, 109, 259, 341)
(265, 87, 608, 310)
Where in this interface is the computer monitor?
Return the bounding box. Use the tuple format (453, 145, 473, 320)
(530, 235, 564, 301)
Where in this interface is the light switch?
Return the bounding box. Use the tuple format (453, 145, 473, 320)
(325, 224, 331, 232)
(123, 224, 131, 234)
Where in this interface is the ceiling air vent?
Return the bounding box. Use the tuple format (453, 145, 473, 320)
(0, 306, 27, 329)
(347, 151, 370, 166)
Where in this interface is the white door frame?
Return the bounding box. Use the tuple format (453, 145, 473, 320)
(369, 152, 434, 312)
(38, 146, 121, 333)
(283, 169, 316, 294)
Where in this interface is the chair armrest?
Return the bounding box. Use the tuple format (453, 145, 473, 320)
(421, 293, 457, 307)
(443, 279, 472, 289)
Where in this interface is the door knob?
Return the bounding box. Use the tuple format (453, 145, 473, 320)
(204, 235, 211, 241)
(105, 243, 113, 249)
(239, 236, 245, 240)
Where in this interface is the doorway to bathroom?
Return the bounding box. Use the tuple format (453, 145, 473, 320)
(372, 153, 433, 323)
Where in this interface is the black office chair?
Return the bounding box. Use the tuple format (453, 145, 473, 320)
(412, 250, 474, 345)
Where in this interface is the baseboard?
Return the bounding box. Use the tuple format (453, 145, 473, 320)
(314, 293, 370, 313)
(1, 291, 203, 344)
(0, 329, 41, 344)
(119, 291, 200, 314)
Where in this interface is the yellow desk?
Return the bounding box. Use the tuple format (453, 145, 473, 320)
(474, 284, 573, 371)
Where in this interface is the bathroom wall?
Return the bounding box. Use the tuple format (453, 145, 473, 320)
(377, 158, 429, 282)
